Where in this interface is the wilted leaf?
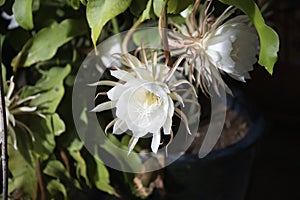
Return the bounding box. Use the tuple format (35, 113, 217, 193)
(218, 0, 279, 74)
(46, 180, 67, 200)
(12, 0, 33, 30)
(12, 19, 87, 67)
(86, 0, 132, 47)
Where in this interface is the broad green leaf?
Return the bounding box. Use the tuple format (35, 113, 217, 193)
(130, 0, 147, 17)
(141, 0, 153, 22)
(12, 0, 33, 30)
(21, 65, 71, 113)
(12, 19, 87, 67)
(46, 179, 67, 200)
(8, 145, 36, 197)
(85, 151, 115, 195)
(0, 0, 5, 6)
(25, 114, 64, 160)
(52, 113, 66, 136)
(153, 0, 164, 17)
(167, 0, 194, 14)
(101, 134, 142, 172)
(43, 160, 81, 189)
(133, 28, 161, 47)
(87, 0, 132, 47)
(218, 0, 279, 74)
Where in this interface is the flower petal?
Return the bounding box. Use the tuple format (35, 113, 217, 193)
(90, 101, 115, 112)
(151, 132, 161, 153)
(128, 136, 139, 154)
(113, 118, 128, 135)
(110, 69, 135, 82)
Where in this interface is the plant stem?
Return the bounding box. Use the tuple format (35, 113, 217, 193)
(122, 16, 143, 53)
(0, 64, 8, 200)
(159, 3, 172, 67)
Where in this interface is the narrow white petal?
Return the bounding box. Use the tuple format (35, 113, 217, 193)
(88, 80, 120, 87)
(107, 85, 126, 101)
(110, 69, 135, 81)
(151, 132, 161, 153)
(128, 137, 139, 154)
(113, 119, 128, 135)
(163, 116, 172, 135)
(90, 101, 114, 112)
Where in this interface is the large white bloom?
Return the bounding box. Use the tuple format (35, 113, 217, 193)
(169, 5, 259, 94)
(91, 53, 195, 154)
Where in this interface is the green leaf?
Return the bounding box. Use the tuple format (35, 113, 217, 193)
(167, 0, 194, 14)
(141, 0, 153, 22)
(67, 138, 91, 186)
(218, 0, 279, 74)
(69, 0, 81, 9)
(0, 0, 5, 6)
(46, 179, 67, 200)
(133, 28, 161, 47)
(129, 0, 147, 17)
(85, 152, 115, 195)
(12, 0, 34, 30)
(153, 0, 164, 17)
(52, 113, 66, 136)
(101, 134, 142, 172)
(43, 160, 81, 189)
(12, 19, 87, 67)
(87, 0, 132, 47)
(8, 145, 36, 197)
(22, 65, 71, 113)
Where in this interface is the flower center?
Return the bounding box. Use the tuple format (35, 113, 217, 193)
(144, 90, 160, 107)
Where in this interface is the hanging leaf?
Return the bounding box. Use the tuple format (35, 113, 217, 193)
(12, 19, 87, 67)
(218, 0, 279, 74)
(67, 138, 91, 186)
(12, 0, 34, 30)
(86, 0, 132, 47)
(153, 0, 164, 17)
(141, 0, 153, 22)
(85, 151, 116, 195)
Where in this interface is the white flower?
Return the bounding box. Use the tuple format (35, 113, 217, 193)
(169, 4, 259, 94)
(90, 52, 196, 154)
(1, 77, 43, 149)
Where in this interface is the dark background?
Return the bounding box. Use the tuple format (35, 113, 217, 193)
(241, 1, 300, 199)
